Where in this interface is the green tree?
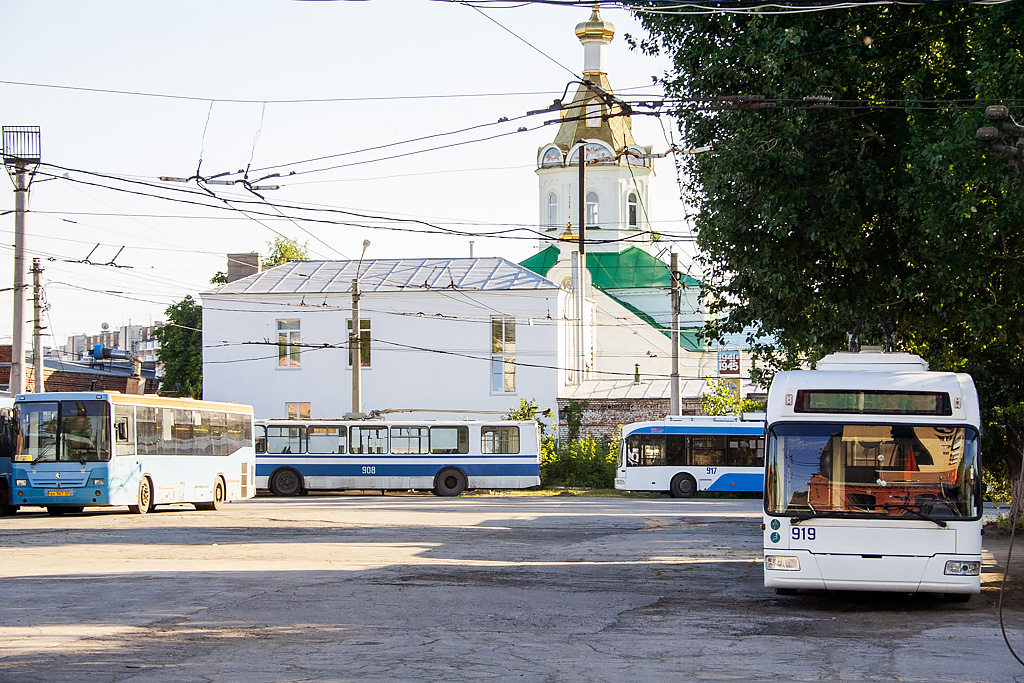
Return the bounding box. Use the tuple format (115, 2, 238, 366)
(505, 397, 554, 437)
(155, 295, 203, 398)
(633, 6, 1024, 507)
(265, 236, 309, 267)
(701, 379, 764, 416)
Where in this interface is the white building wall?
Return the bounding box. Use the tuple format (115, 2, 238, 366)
(202, 288, 560, 420)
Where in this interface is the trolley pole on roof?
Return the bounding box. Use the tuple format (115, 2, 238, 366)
(3, 126, 41, 396)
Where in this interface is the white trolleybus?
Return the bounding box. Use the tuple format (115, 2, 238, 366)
(256, 418, 541, 497)
(616, 414, 766, 497)
(763, 351, 983, 599)
(11, 392, 255, 515)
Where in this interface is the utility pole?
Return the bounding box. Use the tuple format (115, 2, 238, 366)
(573, 140, 587, 385)
(3, 126, 41, 396)
(347, 240, 371, 419)
(31, 258, 44, 392)
(670, 252, 680, 416)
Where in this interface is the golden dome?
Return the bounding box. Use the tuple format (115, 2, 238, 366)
(575, 7, 615, 42)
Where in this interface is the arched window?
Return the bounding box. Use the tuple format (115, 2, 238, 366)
(627, 192, 639, 229)
(547, 193, 558, 228)
(586, 192, 599, 228)
(586, 101, 601, 127)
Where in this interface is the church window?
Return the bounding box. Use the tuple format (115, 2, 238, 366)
(547, 193, 558, 227)
(586, 192, 599, 228)
(586, 101, 601, 127)
(628, 192, 639, 229)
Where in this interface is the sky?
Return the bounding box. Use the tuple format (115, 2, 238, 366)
(0, 0, 692, 351)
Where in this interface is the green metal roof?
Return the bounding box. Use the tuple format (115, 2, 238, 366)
(519, 247, 706, 352)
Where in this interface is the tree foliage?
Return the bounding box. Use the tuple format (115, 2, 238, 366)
(701, 379, 765, 416)
(264, 236, 310, 267)
(633, 4, 1024, 502)
(154, 295, 203, 399)
(504, 397, 554, 436)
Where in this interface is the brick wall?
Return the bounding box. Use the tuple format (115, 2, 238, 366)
(556, 397, 703, 443)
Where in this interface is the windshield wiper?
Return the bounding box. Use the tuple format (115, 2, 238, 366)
(882, 503, 947, 527)
(787, 509, 877, 523)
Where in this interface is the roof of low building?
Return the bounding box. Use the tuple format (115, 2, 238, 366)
(559, 378, 709, 401)
(204, 257, 557, 296)
(520, 246, 702, 289)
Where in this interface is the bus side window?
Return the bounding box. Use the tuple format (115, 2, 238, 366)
(255, 426, 267, 454)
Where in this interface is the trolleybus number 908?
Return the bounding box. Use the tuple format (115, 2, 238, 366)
(362, 466, 376, 475)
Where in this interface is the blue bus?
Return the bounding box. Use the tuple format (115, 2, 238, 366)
(11, 391, 255, 515)
(616, 414, 766, 497)
(0, 395, 17, 515)
(256, 418, 541, 496)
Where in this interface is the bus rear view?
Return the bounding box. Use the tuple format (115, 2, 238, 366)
(763, 351, 982, 600)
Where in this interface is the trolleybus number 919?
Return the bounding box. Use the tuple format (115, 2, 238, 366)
(792, 527, 816, 541)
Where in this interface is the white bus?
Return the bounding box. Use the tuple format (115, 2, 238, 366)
(11, 392, 255, 515)
(616, 414, 765, 497)
(763, 351, 983, 600)
(256, 418, 541, 497)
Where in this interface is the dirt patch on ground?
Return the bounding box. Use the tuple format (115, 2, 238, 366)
(981, 529, 1024, 611)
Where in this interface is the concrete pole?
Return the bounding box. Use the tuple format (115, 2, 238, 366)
(10, 164, 28, 395)
(576, 142, 587, 384)
(670, 252, 681, 416)
(350, 277, 362, 418)
(32, 258, 44, 392)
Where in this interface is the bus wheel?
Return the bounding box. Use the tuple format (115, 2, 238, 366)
(129, 477, 154, 514)
(669, 473, 697, 498)
(195, 478, 226, 511)
(433, 468, 467, 497)
(269, 468, 303, 497)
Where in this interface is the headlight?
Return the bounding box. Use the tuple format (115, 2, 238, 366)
(765, 555, 800, 571)
(92, 478, 105, 486)
(15, 479, 27, 487)
(944, 560, 980, 576)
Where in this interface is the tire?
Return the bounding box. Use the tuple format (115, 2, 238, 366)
(128, 477, 154, 514)
(269, 468, 303, 497)
(669, 473, 698, 498)
(194, 478, 226, 511)
(433, 467, 467, 497)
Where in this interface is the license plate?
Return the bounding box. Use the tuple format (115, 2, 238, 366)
(46, 490, 72, 497)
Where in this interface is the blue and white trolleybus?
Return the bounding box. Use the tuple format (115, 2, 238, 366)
(256, 418, 541, 496)
(616, 414, 766, 497)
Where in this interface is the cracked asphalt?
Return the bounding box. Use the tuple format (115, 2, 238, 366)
(1, 495, 1022, 681)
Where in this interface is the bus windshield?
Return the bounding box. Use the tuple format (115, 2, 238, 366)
(765, 423, 980, 520)
(14, 400, 111, 463)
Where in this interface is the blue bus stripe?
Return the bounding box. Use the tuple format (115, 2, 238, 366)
(705, 472, 764, 492)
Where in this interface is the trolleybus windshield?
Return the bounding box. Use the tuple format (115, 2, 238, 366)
(765, 423, 980, 520)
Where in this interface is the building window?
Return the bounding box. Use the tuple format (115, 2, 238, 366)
(585, 192, 599, 228)
(547, 193, 558, 228)
(586, 101, 601, 127)
(346, 319, 371, 367)
(628, 192, 639, 229)
(491, 316, 516, 393)
(286, 402, 310, 420)
(277, 319, 300, 368)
